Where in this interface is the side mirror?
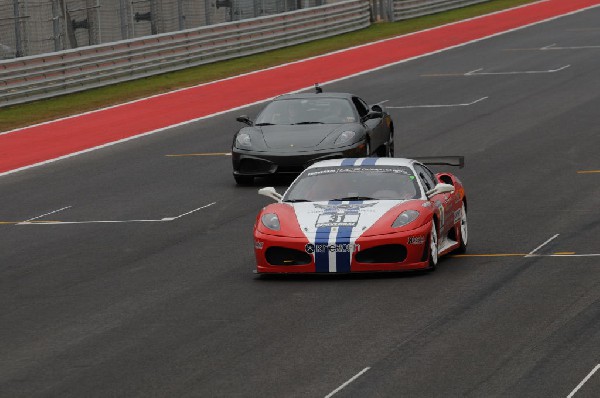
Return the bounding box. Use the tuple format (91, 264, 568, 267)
(426, 183, 455, 198)
(258, 187, 283, 202)
(370, 104, 383, 113)
(236, 115, 253, 126)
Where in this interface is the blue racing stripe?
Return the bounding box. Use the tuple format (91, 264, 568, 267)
(341, 158, 358, 166)
(314, 226, 331, 273)
(361, 157, 378, 166)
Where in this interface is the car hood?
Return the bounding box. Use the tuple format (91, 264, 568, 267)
(291, 200, 404, 238)
(259, 124, 345, 149)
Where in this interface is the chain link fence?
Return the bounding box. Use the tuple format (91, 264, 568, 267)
(0, 0, 331, 58)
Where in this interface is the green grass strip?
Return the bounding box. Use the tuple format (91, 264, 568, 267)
(0, 0, 537, 132)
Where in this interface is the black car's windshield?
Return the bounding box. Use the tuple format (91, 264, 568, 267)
(255, 98, 357, 125)
(283, 166, 422, 202)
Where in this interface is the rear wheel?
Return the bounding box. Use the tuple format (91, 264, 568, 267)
(455, 203, 468, 253)
(234, 174, 254, 185)
(428, 222, 439, 269)
(386, 132, 394, 157)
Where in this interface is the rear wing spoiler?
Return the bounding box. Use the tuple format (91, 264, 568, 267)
(412, 156, 465, 169)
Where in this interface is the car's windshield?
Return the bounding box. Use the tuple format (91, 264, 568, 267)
(283, 166, 422, 202)
(255, 98, 357, 125)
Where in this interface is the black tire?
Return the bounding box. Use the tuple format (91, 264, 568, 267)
(234, 174, 254, 185)
(386, 132, 394, 157)
(455, 202, 468, 253)
(428, 222, 439, 270)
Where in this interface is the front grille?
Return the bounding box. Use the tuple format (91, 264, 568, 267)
(265, 247, 312, 266)
(276, 165, 305, 174)
(239, 158, 274, 173)
(355, 244, 407, 263)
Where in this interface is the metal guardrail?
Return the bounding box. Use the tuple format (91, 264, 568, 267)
(0, 0, 492, 108)
(0, 0, 370, 107)
(392, 0, 489, 21)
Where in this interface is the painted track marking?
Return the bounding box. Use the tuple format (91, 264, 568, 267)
(15, 202, 216, 225)
(526, 234, 560, 257)
(566, 364, 600, 398)
(19, 206, 72, 224)
(324, 367, 370, 398)
(423, 65, 570, 77)
(388, 96, 488, 109)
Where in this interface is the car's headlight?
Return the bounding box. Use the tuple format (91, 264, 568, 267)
(335, 131, 356, 145)
(392, 210, 420, 228)
(236, 133, 252, 147)
(261, 213, 280, 231)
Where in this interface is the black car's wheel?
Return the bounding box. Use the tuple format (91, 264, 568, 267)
(386, 132, 394, 157)
(234, 174, 254, 185)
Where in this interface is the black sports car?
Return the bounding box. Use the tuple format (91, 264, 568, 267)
(231, 90, 394, 184)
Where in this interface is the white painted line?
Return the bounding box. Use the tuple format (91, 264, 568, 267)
(465, 65, 570, 76)
(2, 0, 599, 177)
(18, 206, 72, 224)
(526, 234, 559, 257)
(324, 367, 370, 398)
(566, 364, 600, 398)
(388, 96, 488, 109)
(17, 202, 216, 225)
(171, 202, 216, 220)
(542, 43, 600, 50)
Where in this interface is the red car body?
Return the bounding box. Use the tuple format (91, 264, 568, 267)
(253, 157, 467, 274)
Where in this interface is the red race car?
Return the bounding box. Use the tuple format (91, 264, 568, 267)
(253, 157, 467, 274)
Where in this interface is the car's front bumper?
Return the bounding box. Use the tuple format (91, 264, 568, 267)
(254, 221, 433, 274)
(232, 144, 366, 177)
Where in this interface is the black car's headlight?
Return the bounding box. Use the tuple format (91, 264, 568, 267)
(235, 133, 252, 148)
(334, 131, 356, 145)
(392, 210, 420, 228)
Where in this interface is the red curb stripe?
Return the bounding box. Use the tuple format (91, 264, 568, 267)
(1, 0, 599, 174)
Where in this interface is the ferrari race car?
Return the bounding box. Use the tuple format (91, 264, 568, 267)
(253, 157, 467, 274)
(232, 89, 394, 185)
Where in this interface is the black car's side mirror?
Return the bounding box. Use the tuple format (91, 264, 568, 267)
(236, 115, 253, 126)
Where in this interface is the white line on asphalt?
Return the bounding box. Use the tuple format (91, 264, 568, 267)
(18, 206, 72, 224)
(388, 96, 488, 109)
(526, 234, 560, 257)
(17, 202, 216, 225)
(465, 65, 570, 75)
(566, 364, 600, 398)
(542, 43, 600, 50)
(324, 367, 370, 398)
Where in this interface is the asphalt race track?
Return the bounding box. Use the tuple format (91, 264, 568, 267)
(1, 6, 599, 398)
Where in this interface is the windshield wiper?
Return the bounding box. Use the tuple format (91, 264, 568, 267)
(255, 122, 275, 126)
(284, 199, 312, 203)
(330, 196, 377, 201)
(293, 121, 324, 125)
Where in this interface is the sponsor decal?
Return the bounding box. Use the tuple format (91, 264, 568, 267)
(454, 209, 461, 223)
(312, 202, 376, 227)
(305, 243, 360, 254)
(407, 236, 425, 245)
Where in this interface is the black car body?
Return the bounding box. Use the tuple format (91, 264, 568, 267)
(231, 92, 394, 184)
